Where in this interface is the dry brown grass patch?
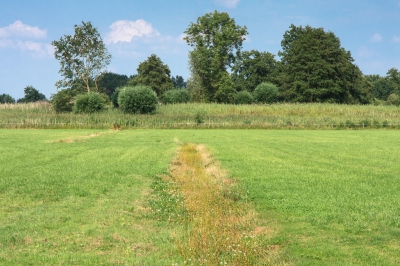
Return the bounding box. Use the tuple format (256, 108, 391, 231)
(47, 131, 116, 143)
(168, 143, 281, 265)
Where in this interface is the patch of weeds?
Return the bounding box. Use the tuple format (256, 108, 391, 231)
(148, 175, 187, 224)
(194, 111, 205, 124)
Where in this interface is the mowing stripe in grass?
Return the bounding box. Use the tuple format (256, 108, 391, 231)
(165, 143, 281, 265)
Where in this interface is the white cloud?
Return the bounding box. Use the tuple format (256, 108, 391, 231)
(0, 21, 51, 57)
(105, 19, 160, 44)
(370, 33, 382, 42)
(358, 46, 373, 58)
(0, 20, 47, 39)
(16, 41, 53, 56)
(214, 0, 240, 8)
(393, 35, 400, 43)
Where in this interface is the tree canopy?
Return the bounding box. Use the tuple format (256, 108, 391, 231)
(231, 50, 278, 92)
(0, 94, 15, 104)
(98, 72, 129, 98)
(17, 86, 46, 103)
(184, 11, 248, 102)
(52, 21, 111, 93)
(278, 24, 367, 103)
(136, 54, 173, 96)
(172, 75, 187, 89)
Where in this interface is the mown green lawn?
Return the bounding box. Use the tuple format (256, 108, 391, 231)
(1, 129, 399, 265)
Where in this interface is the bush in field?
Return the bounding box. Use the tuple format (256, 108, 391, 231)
(214, 74, 236, 103)
(253, 82, 279, 104)
(234, 91, 253, 104)
(161, 89, 190, 104)
(111, 87, 121, 107)
(118, 85, 158, 114)
(386, 93, 400, 106)
(0, 93, 15, 104)
(50, 89, 74, 113)
(73, 92, 105, 113)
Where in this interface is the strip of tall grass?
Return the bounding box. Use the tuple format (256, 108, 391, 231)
(1, 102, 399, 129)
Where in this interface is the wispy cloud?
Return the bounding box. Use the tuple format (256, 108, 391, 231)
(370, 33, 382, 42)
(17, 41, 54, 56)
(105, 20, 160, 44)
(392, 35, 400, 43)
(358, 46, 373, 58)
(214, 0, 240, 8)
(0, 21, 51, 56)
(0, 20, 47, 39)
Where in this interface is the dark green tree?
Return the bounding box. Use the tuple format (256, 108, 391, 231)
(278, 24, 365, 103)
(17, 86, 46, 103)
(136, 54, 173, 96)
(171, 75, 187, 89)
(98, 72, 128, 98)
(52, 21, 111, 92)
(184, 11, 248, 102)
(231, 50, 278, 92)
(0, 94, 15, 104)
(365, 75, 392, 100)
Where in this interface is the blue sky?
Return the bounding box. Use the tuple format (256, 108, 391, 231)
(1, 0, 400, 100)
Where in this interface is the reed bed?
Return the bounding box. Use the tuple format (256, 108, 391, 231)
(1, 102, 399, 129)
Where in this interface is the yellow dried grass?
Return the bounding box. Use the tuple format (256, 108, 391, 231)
(168, 143, 283, 265)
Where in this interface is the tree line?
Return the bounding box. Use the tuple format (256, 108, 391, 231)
(2, 11, 399, 109)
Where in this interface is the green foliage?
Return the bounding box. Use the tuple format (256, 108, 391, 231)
(50, 89, 74, 113)
(186, 62, 206, 102)
(232, 50, 278, 92)
(171, 75, 187, 89)
(279, 24, 363, 103)
(184, 11, 248, 102)
(17, 85, 46, 103)
(386, 93, 400, 106)
(73, 92, 105, 113)
(136, 54, 173, 96)
(111, 87, 121, 107)
(0, 93, 15, 104)
(98, 72, 128, 98)
(234, 90, 253, 104)
(253, 82, 279, 104)
(214, 73, 236, 103)
(52, 21, 111, 92)
(161, 89, 190, 104)
(118, 85, 158, 114)
(366, 69, 400, 101)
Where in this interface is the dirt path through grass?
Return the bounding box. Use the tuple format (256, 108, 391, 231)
(164, 143, 282, 265)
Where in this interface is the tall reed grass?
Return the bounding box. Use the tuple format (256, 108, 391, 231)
(1, 102, 399, 129)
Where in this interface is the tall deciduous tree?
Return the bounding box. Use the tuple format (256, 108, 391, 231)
(52, 21, 111, 93)
(17, 86, 46, 103)
(279, 24, 367, 103)
(231, 50, 278, 92)
(136, 54, 173, 96)
(184, 11, 248, 102)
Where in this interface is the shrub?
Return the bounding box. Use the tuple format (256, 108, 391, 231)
(0, 93, 15, 104)
(161, 89, 190, 104)
(234, 91, 253, 104)
(73, 92, 105, 113)
(253, 82, 279, 104)
(118, 85, 158, 114)
(50, 89, 74, 113)
(111, 87, 121, 107)
(386, 93, 400, 106)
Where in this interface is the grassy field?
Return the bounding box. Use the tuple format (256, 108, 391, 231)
(1, 102, 400, 129)
(1, 129, 400, 265)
